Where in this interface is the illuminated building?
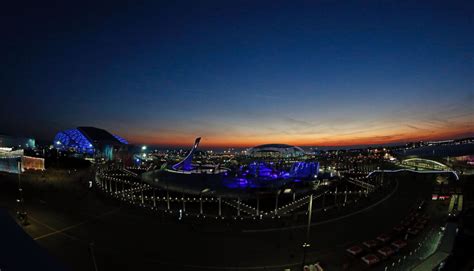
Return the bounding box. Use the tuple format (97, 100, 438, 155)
(0, 149, 45, 173)
(142, 138, 319, 196)
(53, 127, 128, 160)
(0, 135, 35, 149)
(248, 144, 305, 158)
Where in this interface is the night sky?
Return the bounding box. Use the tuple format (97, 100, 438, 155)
(2, 1, 473, 148)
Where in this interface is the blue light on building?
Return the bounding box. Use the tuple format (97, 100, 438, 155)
(113, 134, 129, 144)
(54, 129, 95, 154)
(53, 127, 128, 157)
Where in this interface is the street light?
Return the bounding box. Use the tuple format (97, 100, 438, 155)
(16, 161, 28, 225)
(302, 242, 311, 269)
(301, 194, 313, 268)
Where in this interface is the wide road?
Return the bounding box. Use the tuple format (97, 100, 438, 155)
(0, 170, 436, 271)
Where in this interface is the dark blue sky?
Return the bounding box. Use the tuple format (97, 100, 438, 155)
(2, 0, 473, 147)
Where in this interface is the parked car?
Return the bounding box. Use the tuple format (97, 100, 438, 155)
(363, 239, 378, 249)
(361, 254, 380, 266)
(376, 233, 391, 243)
(407, 227, 420, 235)
(391, 240, 407, 250)
(393, 225, 405, 233)
(377, 246, 395, 257)
(346, 245, 364, 256)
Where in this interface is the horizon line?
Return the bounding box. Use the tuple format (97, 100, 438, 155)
(125, 135, 474, 150)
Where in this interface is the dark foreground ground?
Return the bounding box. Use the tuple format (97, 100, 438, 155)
(0, 169, 440, 271)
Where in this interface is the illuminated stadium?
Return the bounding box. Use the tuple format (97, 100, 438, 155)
(248, 143, 305, 158)
(95, 137, 394, 221)
(141, 138, 319, 198)
(53, 127, 128, 159)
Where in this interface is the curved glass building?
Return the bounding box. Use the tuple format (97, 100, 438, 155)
(53, 127, 128, 159)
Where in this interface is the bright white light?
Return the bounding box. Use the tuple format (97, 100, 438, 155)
(142, 145, 147, 150)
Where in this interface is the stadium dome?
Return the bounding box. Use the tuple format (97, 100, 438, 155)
(53, 127, 128, 156)
(248, 144, 305, 158)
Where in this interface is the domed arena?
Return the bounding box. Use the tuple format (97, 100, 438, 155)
(247, 143, 305, 158)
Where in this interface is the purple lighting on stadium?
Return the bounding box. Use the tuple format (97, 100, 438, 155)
(222, 161, 319, 189)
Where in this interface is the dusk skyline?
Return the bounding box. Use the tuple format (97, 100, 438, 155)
(1, 3, 474, 270)
(2, 1, 473, 148)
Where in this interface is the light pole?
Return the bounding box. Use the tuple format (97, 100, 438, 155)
(199, 195, 203, 215)
(237, 197, 241, 217)
(182, 194, 186, 213)
(17, 161, 22, 201)
(166, 189, 170, 211)
(302, 242, 311, 269)
(256, 194, 260, 216)
(89, 242, 99, 271)
(274, 190, 280, 215)
(302, 193, 313, 268)
(17, 161, 27, 225)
